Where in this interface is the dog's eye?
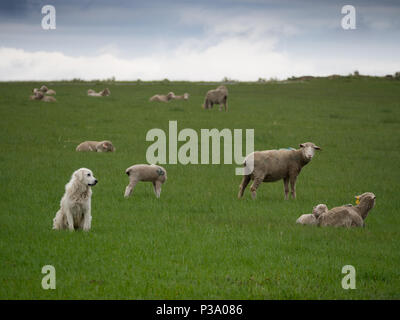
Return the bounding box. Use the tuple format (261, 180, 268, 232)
(87, 173, 91, 176)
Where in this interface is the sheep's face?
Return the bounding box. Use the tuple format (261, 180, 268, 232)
(74, 168, 98, 186)
(167, 92, 175, 100)
(312, 204, 328, 218)
(100, 141, 115, 152)
(300, 142, 321, 160)
(355, 192, 376, 208)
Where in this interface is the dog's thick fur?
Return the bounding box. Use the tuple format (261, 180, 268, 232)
(53, 168, 98, 231)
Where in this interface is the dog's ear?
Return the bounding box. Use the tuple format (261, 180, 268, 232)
(74, 169, 85, 181)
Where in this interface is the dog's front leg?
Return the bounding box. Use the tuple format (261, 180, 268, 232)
(66, 209, 75, 231)
(82, 203, 91, 231)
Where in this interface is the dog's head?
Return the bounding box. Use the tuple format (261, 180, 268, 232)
(73, 168, 98, 186)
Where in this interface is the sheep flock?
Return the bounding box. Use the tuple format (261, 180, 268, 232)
(32, 83, 376, 231)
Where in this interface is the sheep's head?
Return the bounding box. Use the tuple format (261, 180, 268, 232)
(167, 92, 175, 100)
(355, 192, 376, 208)
(99, 140, 115, 152)
(312, 204, 328, 218)
(299, 142, 321, 161)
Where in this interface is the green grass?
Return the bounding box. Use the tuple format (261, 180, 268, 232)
(0, 78, 399, 299)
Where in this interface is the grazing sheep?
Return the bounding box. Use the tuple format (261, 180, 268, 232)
(173, 93, 189, 100)
(124, 164, 167, 198)
(52, 168, 98, 231)
(87, 88, 111, 97)
(296, 204, 328, 225)
(203, 85, 228, 111)
(149, 92, 175, 102)
(317, 192, 376, 228)
(76, 140, 116, 152)
(45, 89, 56, 95)
(238, 142, 321, 200)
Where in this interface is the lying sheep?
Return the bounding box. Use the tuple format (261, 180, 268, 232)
(149, 92, 175, 102)
(124, 164, 167, 198)
(173, 93, 189, 100)
(87, 88, 111, 97)
(203, 85, 228, 111)
(76, 140, 116, 152)
(46, 89, 56, 95)
(42, 95, 57, 102)
(40, 85, 48, 92)
(29, 91, 44, 100)
(317, 192, 376, 227)
(296, 204, 328, 225)
(238, 142, 321, 199)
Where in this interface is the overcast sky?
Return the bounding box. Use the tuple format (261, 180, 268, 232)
(0, 0, 399, 81)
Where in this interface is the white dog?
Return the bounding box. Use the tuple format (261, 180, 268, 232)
(53, 168, 98, 231)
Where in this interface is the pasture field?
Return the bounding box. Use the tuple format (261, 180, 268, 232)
(0, 78, 399, 299)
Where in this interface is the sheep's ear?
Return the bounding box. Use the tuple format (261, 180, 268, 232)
(299, 143, 305, 148)
(313, 145, 321, 150)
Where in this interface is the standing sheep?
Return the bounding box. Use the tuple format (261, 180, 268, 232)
(76, 140, 116, 152)
(317, 192, 376, 227)
(296, 204, 328, 225)
(238, 142, 321, 200)
(124, 164, 167, 198)
(203, 85, 228, 111)
(149, 92, 175, 102)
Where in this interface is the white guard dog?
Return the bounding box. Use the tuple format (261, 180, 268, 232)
(53, 168, 98, 231)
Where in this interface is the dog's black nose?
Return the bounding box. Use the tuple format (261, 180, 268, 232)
(94, 179, 98, 184)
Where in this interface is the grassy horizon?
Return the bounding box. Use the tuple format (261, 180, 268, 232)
(0, 78, 399, 299)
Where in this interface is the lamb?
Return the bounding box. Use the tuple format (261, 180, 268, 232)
(203, 85, 228, 111)
(76, 140, 116, 152)
(296, 204, 328, 225)
(87, 88, 111, 97)
(149, 92, 175, 102)
(173, 93, 189, 100)
(124, 164, 167, 198)
(238, 142, 321, 200)
(317, 192, 376, 228)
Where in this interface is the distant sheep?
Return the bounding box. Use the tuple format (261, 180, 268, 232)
(76, 140, 116, 152)
(203, 85, 228, 111)
(296, 204, 328, 225)
(149, 92, 175, 102)
(41, 95, 57, 102)
(46, 89, 56, 95)
(238, 142, 321, 199)
(29, 91, 44, 100)
(87, 88, 111, 97)
(317, 192, 376, 227)
(173, 93, 189, 100)
(124, 164, 167, 198)
(40, 85, 48, 92)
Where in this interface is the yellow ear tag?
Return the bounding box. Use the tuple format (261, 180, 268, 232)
(355, 197, 360, 205)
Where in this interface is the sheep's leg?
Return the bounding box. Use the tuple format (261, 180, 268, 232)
(250, 176, 263, 199)
(238, 175, 251, 198)
(290, 175, 297, 199)
(153, 181, 162, 198)
(283, 177, 289, 200)
(124, 179, 138, 198)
